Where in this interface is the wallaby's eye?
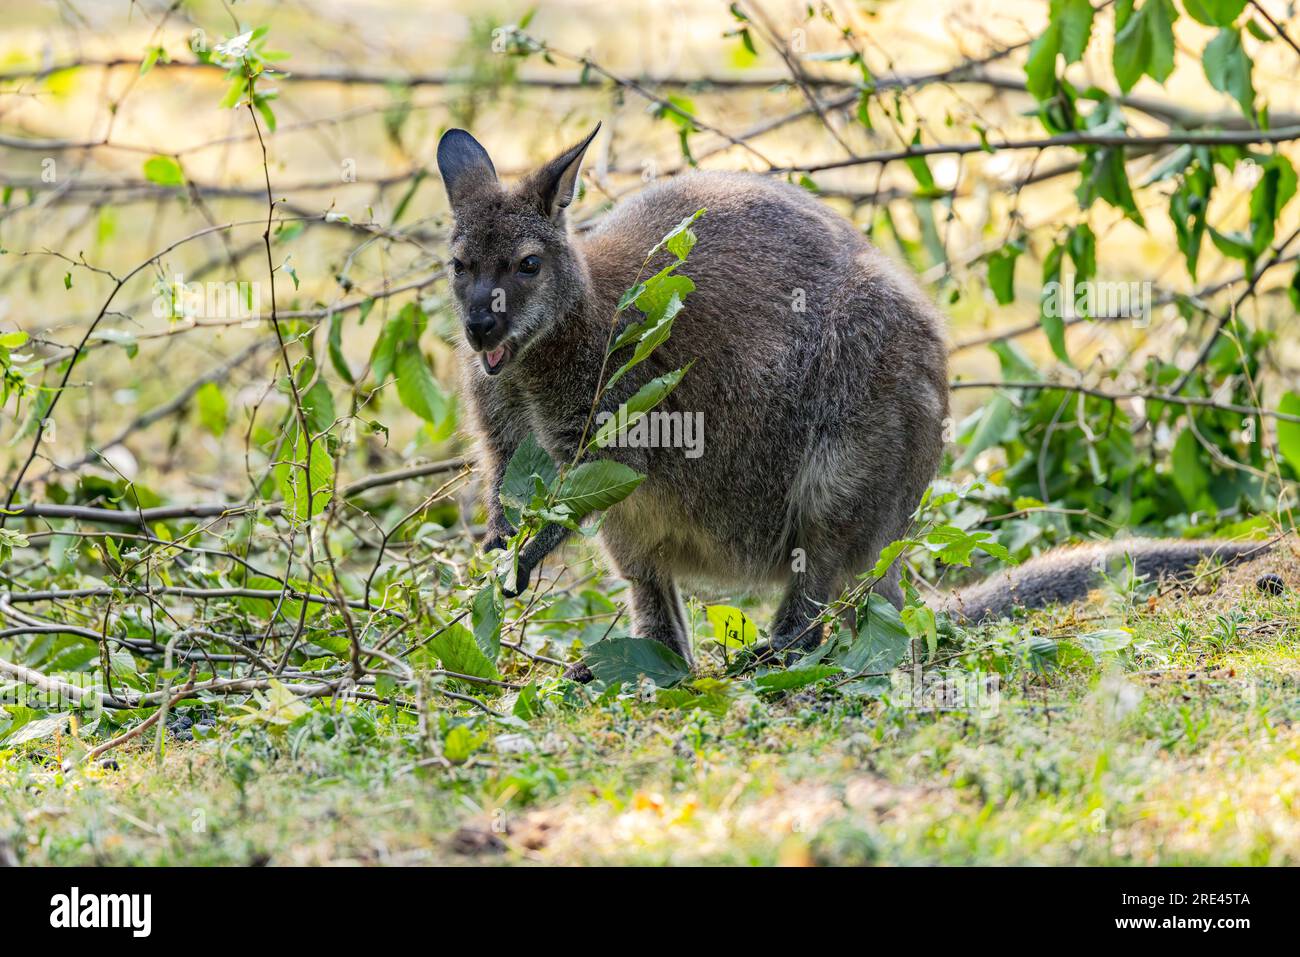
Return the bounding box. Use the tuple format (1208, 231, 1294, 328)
(518, 255, 542, 276)
(451, 258, 465, 276)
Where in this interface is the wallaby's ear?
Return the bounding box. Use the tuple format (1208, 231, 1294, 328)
(525, 123, 601, 223)
(437, 129, 498, 214)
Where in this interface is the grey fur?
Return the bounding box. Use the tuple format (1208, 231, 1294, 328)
(436, 128, 1259, 665)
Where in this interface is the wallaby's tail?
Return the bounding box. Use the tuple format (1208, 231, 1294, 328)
(941, 538, 1273, 623)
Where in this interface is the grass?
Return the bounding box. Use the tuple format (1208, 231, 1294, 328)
(4, 549, 1300, 867)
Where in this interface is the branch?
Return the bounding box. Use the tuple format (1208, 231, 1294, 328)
(4, 457, 470, 526)
(59, 337, 278, 471)
(768, 126, 1300, 173)
(1170, 225, 1300, 395)
(950, 379, 1300, 425)
(78, 666, 197, 768)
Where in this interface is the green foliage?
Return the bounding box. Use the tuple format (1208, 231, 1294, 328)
(986, 239, 1025, 305)
(194, 381, 228, 437)
(210, 26, 287, 128)
(1025, 0, 1096, 98)
(840, 594, 911, 675)
(951, 316, 1286, 545)
(427, 624, 501, 683)
(142, 155, 185, 188)
(370, 302, 454, 436)
(275, 426, 333, 524)
(1277, 392, 1300, 477)
(706, 605, 758, 648)
(1203, 28, 1256, 117)
(585, 637, 691, 687)
(1113, 0, 1178, 93)
(1183, 0, 1247, 26)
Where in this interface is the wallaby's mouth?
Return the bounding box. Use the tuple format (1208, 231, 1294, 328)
(480, 343, 511, 375)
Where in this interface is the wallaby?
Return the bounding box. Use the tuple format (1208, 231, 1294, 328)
(436, 125, 1267, 666)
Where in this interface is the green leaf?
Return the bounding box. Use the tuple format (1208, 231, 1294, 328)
(991, 339, 1040, 380)
(1067, 223, 1097, 280)
(297, 363, 336, 437)
(955, 393, 1013, 470)
(1276, 391, 1300, 476)
(754, 664, 841, 693)
(1248, 154, 1296, 255)
(986, 242, 1023, 304)
(924, 524, 1013, 566)
(394, 348, 450, 426)
(1069, 628, 1135, 660)
(428, 623, 501, 681)
(194, 381, 228, 437)
(871, 537, 916, 578)
(1024, 21, 1061, 100)
(142, 155, 185, 188)
(666, 225, 697, 260)
(656, 677, 735, 716)
(0, 528, 29, 566)
(443, 724, 487, 764)
(1056, 0, 1096, 62)
(589, 366, 690, 451)
(1113, 0, 1178, 93)
(1183, 0, 1247, 27)
(839, 594, 910, 674)
(500, 434, 558, 512)
(327, 311, 355, 384)
(276, 427, 333, 523)
(706, 604, 758, 647)
(370, 302, 425, 384)
(1209, 226, 1256, 267)
(1170, 160, 1214, 279)
(140, 46, 163, 75)
(1204, 28, 1256, 117)
(1077, 147, 1144, 226)
(512, 681, 541, 719)
(606, 293, 685, 388)
(1171, 425, 1210, 507)
(471, 582, 503, 661)
(553, 460, 645, 520)
(3, 712, 70, 746)
(1024, 0, 1094, 99)
(903, 131, 937, 193)
(649, 208, 706, 259)
(1039, 244, 1071, 365)
(584, 637, 690, 687)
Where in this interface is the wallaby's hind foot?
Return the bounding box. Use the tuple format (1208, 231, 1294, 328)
(626, 568, 694, 664)
(767, 576, 830, 654)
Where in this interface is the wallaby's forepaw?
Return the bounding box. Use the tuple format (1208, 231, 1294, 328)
(500, 558, 537, 600)
(481, 520, 516, 555)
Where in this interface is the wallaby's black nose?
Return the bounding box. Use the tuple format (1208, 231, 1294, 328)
(465, 311, 503, 350)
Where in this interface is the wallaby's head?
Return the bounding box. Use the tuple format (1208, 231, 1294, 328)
(436, 124, 600, 375)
